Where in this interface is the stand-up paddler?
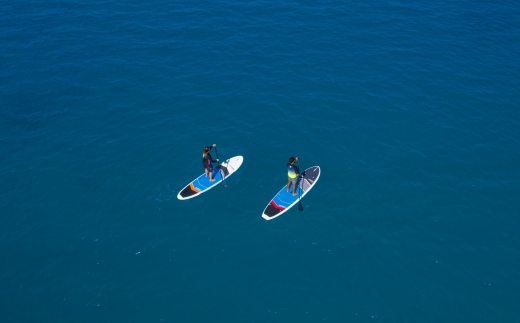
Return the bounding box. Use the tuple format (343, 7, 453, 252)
(202, 144, 219, 182)
(286, 156, 300, 196)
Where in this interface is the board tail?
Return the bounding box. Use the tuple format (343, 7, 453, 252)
(179, 183, 200, 199)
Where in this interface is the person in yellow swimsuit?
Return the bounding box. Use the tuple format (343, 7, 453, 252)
(286, 156, 300, 196)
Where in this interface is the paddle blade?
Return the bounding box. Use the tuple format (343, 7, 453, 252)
(298, 203, 303, 211)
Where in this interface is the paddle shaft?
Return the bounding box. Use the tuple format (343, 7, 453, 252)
(298, 160, 303, 211)
(214, 146, 227, 187)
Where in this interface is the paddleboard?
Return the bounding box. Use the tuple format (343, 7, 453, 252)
(262, 166, 320, 220)
(177, 156, 243, 200)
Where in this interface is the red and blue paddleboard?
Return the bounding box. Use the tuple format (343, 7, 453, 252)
(262, 166, 320, 220)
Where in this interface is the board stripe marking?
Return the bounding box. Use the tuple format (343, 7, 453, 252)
(189, 183, 200, 193)
(270, 200, 286, 210)
(194, 178, 208, 190)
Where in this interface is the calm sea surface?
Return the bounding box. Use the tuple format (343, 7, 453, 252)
(1, 0, 519, 322)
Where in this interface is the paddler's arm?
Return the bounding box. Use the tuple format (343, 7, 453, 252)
(210, 144, 218, 162)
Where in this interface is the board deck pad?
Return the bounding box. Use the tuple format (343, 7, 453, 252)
(262, 166, 320, 220)
(177, 156, 243, 200)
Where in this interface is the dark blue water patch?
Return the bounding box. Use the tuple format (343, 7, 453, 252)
(1, 0, 520, 322)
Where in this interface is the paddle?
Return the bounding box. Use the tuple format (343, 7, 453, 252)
(214, 146, 227, 188)
(297, 159, 303, 211)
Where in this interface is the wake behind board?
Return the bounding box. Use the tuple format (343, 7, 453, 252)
(262, 166, 320, 220)
(177, 156, 243, 200)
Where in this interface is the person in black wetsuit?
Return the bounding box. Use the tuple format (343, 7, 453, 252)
(286, 156, 300, 196)
(202, 144, 219, 182)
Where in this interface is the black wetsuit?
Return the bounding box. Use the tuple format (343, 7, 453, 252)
(202, 147, 217, 171)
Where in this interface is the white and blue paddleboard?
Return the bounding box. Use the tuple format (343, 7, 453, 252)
(177, 156, 243, 200)
(262, 166, 320, 220)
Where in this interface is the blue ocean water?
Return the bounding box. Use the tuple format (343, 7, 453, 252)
(1, 0, 519, 321)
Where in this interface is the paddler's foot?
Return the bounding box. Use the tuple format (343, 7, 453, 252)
(210, 179, 216, 182)
(292, 192, 298, 196)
